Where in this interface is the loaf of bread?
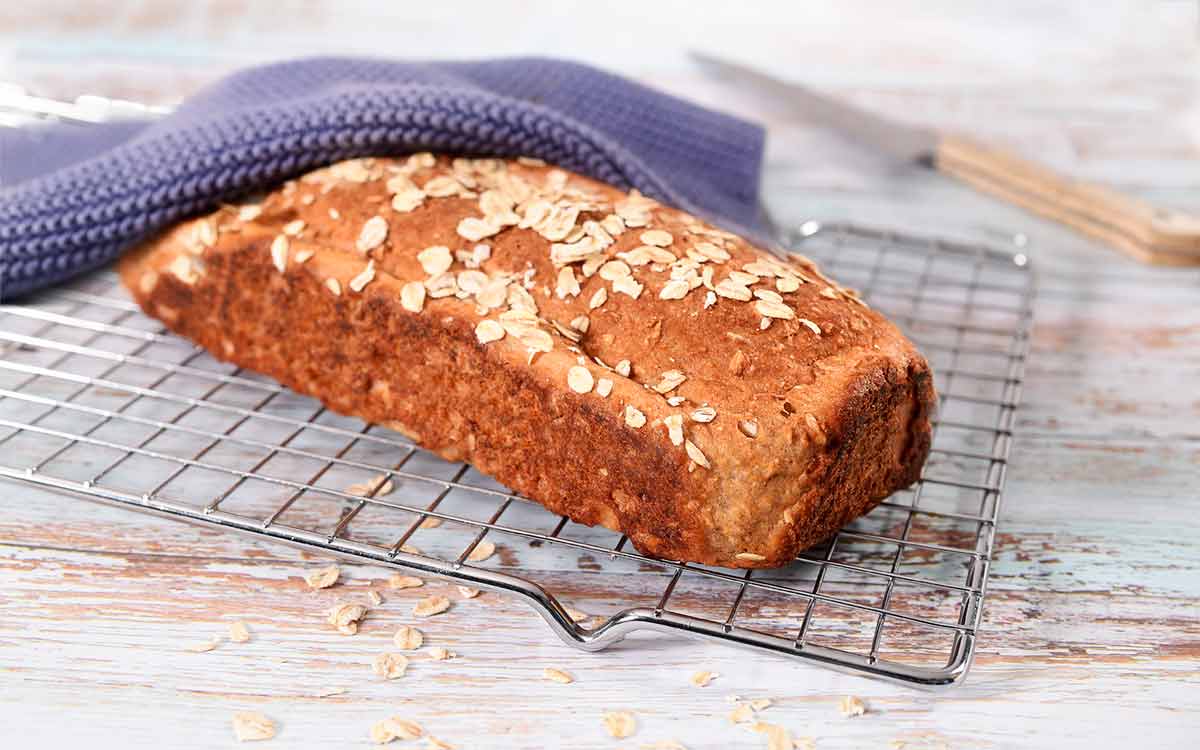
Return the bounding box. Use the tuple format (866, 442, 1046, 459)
(119, 155, 934, 568)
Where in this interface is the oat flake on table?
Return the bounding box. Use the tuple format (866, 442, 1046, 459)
(228, 621, 251, 643)
(304, 564, 340, 589)
(413, 595, 451, 617)
(186, 636, 221, 653)
(388, 573, 424, 589)
(373, 652, 409, 680)
(393, 625, 424, 650)
(839, 695, 867, 717)
(542, 667, 574, 684)
(231, 711, 276, 742)
(602, 711, 636, 739)
(370, 717, 423, 744)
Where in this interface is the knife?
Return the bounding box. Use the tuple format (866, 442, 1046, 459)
(692, 51, 1200, 266)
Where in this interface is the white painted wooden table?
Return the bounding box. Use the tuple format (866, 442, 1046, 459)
(2, 2, 1199, 748)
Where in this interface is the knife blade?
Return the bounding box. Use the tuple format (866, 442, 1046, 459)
(689, 50, 938, 165)
(692, 51, 1200, 265)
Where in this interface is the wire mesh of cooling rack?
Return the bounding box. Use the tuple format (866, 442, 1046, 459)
(0, 217, 1033, 687)
(0, 83, 1034, 686)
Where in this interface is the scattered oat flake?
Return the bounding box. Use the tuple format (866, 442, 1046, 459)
(305, 564, 340, 589)
(756, 298, 795, 320)
(543, 667, 574, 684)
(418, 245, 453, 276)
(798, 318, 822, 336)
(690, 406, 716, 423)
(393, 625, 424, 650)
(664, 414, 685, 446)
(599, 259, 632, 280)
(589, 287, 608, 309)
(347, 474, 394, 497)
(685, 440, 710, 469)
(556, 266, 581, 298)
(839, 695, 867, 718)
(413, 595, 451, 618)
(314, 686, 349, 698)
(776, 276, 801, 293)
(425, 737, 456, 750)
(324, 277, 342, 296)
(232, 711, 276, 742)
(420, 516, 443, 529)
(475, 319, 505, 345)
(729, 704, 755, 724)
(294, 248, 314, 264)
(658, 277, 690, 300)
(457, 216, 501, 242)
(820, 286, 839, 299)
(368, 590, 384, 606)
(690, 670, 719, 687)
(624, 406, 647, 429)
(357, 216, 389, 253)
(196, 218, 217, 248)
(187, 636, 221, 653)
(237, 204, 263, 222)
(596, 378, 613, 398)
(349, 260, 377, 293)
(603, 711, 636, 739)
(749, 698, 773, 712)
(738, 419, 759, 438)
(428, 647, 456, 661)
(328, 602, 367, 635)
(654, 370, 687, 394)
(401, 280, 427, 313)
(283, 218, 306, 236)
(392, 189, 424, 212)
(370, 717, 423, 744)
(457, 585, 481, 599)
(640, 229, 673, 247)
(752, 722, 794, 750)
(388, 574, 424, 590)
(228, 621, 251, 643)
(373, 652, 409, 680)
(270, 235, 288, 273)
(467, 540, 496, 562)
(612, 275, 644, 299)
(736, 552, 766, 562)
(567, 365, 594, 394)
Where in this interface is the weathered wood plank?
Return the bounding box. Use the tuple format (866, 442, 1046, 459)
(2, 1, 1199, 747)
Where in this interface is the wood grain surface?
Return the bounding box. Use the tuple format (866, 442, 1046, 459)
(2, 2, 1199, 748)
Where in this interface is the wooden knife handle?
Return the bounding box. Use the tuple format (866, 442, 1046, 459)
(935, 134, 1200, 265)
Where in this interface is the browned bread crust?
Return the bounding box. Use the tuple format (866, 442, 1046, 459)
(119, 155, 934, 568)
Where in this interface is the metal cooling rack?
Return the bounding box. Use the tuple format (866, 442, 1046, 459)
(0, 89, 1034, 687)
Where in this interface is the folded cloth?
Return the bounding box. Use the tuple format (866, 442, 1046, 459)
(0, 57, 766, 300)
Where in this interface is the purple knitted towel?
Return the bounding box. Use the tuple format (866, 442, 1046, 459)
(0, 57, 767, 300)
